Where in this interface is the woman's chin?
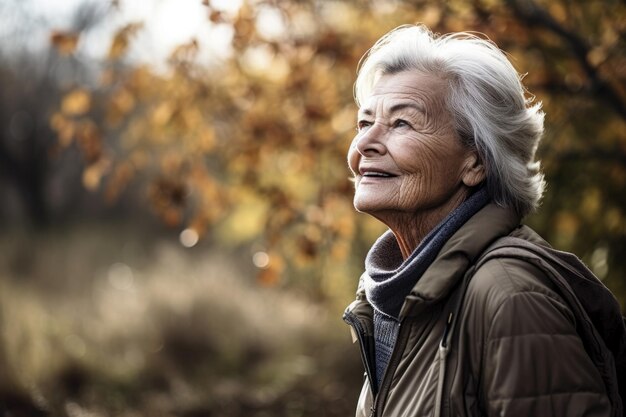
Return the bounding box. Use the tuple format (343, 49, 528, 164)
(353, 197, 388, 215)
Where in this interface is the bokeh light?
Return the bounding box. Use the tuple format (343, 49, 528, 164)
(252, 251, 270, 268)
(179, 228, 199, 248)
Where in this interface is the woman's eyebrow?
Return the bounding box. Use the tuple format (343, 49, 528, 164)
(358, 102, 424, 118)
(358, 108, 374, 118)
(388, 102, 425, 114)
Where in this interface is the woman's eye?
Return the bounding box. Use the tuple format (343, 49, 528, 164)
(393, 119, 410, 128)
(357, 120, 372, 131)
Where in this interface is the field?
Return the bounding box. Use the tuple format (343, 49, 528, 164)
(0, 224, 362, 416)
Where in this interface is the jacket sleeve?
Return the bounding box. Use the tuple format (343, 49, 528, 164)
(479, 259, 612, 417)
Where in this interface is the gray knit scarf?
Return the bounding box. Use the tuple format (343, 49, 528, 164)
(363, 187, 490, 387)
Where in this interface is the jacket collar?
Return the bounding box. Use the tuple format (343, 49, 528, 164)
(398, 203, 520, 317)
(349, 203, 520, 320)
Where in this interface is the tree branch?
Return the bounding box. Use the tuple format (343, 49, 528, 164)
(505, 0, 626, 120)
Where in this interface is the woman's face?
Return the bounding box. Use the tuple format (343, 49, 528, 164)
(348, 71, 480, 220)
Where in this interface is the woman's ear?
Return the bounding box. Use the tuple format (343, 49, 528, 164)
(462, 152, 485, 187)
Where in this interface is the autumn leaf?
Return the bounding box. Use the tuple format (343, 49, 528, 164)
(75, 120, 103, 163)
(50, 113, 76, 147)
(209, 10, 226, 23)
(61, 89, 91, 116)
(82, 159, 111, 191)
(104, 161, 135, 203)
(50, 30, 80, 55)
(108, 23, 143, 60)
(257, 252, 285, 287)
(151, 102, 174, 126)
(168, 39, 199, 66)
(106, 88, 136, 127)
(162, 207, 182, 227)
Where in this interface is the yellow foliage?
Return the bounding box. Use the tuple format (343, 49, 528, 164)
(605, 208, 623, 232)
(83, 159, 111, 191)
(548, 3, 568, 23)
(61, 89, 91, 116)
(581, 188, 602, 219)
(75, 120, 103, 163)
(257, 251, 285, 287)
(127, 66, 155, 99)
(50, 113, 75, 147)
(50, 30, 79, 55)
(555, 211, 580, 246)
(588, 47, 608, 67)
(209, 9, 226, 23)
(151, 102, 174, 127)
(108, 23, 143, 60)
(196, 128, 216, 153)
(420, 5, 442, 27)
(168, 39, 199, 66)
(50, 0, 626, 297)
(106, 88, 136, 126)
(105, 161, 134, 203)
(233, 4, 256, 48)
(330, 241, 350, 261)
(217, 198, 268, 243)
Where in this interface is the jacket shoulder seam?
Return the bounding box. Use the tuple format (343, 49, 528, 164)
(486, 288, 574, 342)
(488, 389, 607, 402)
(476, 256, 575, 345)
(487, 330, 578, 342)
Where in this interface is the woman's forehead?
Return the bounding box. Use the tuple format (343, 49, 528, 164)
(359, 71, 447, 113)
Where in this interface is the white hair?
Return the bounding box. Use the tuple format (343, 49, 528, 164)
(355, 24, 546, 218)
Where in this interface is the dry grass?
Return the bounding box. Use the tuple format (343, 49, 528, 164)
(0, 225, 362, 416)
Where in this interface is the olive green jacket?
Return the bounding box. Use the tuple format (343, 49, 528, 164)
(343, 204, 611, 417)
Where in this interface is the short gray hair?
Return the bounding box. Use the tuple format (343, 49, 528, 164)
(355, 24, 545, 218)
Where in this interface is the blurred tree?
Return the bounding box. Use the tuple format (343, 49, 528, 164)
(0, 0, 112, 227)
(0, 59, 53, 226)
(49, 0, 626, 307)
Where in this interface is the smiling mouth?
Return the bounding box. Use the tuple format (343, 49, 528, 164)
(360, 170, 397, 178)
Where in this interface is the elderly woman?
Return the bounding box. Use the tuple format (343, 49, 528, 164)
(343, 25, 623, 417)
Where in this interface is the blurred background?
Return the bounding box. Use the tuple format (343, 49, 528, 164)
(0, 0, 624, 416)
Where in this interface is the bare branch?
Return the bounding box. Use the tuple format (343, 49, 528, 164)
(505, 0, 626, 120)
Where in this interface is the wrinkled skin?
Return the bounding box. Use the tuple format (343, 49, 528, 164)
(348, 71, 485, 258)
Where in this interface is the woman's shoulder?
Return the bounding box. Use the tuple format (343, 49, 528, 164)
(467, 225, 559, 297)
(463, 233, 576, 333)
(469, 256, 567, 305)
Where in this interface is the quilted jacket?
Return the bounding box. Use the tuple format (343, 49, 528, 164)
(343, 203, 613, 417)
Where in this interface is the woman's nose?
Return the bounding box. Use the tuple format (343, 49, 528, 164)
(355, 124, 387, 156)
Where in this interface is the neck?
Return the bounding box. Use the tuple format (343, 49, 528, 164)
(374, 190, 469, 259)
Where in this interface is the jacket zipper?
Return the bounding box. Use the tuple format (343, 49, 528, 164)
(434, 312, 454, 417)
(343, 311, 378, 398)
(371, 318, 411, 417)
